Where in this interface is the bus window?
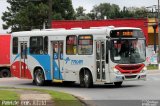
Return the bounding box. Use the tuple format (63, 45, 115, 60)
(53, 42, 58, 59)
(44, 36, 48, 54)
(59, 42, 63, 60)
(30, 37, 43, 54)
(78, 35, 93, 55)
(13, 37, 18, 54)
(20, 43, 27, 59)
(66, 35, 77, 55)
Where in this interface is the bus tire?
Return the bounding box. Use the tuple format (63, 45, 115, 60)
(0, 69, 11, 78)
(34, 68, 45, 86)
(32, 80, 35, 84)
(80, 72, 85, 87)
(80, 70, 93, 88)
(114, 81, 123, 87)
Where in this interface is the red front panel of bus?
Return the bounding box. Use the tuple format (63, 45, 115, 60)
(115, 64, 145, 74)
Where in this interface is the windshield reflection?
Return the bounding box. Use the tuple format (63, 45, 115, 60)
(110, 39, 146, 64)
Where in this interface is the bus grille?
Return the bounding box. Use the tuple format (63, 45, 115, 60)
(125, 75, 137, 79)
(115, 64, 145, 74)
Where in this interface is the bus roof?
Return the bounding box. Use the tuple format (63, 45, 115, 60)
(12, 27, 141, 37)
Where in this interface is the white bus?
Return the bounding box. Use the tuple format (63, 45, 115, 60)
(10, 26, 147, 88)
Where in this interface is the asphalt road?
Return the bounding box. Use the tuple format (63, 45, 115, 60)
(0, 71, 160, 106)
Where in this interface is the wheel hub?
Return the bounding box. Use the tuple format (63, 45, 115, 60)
(84, 74, 89, 83)
(2, 72, 8, 77)
(36, 72, 43, 83)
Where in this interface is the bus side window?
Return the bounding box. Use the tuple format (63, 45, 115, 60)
(78, 35, 93, 55)
(66, 35, 77, 55)
(30, 37, 43, 54)
(106, 40, 109, 63)
(13, 37, 18, 54)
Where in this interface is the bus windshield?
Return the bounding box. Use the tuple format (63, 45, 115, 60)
(110, 39, 146, 64)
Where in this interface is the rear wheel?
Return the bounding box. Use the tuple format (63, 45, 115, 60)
(0, 69, 11, 78)
(80, 70, 93, 88)
(114, 81, 123, 87)
(34, 68, 45, 86)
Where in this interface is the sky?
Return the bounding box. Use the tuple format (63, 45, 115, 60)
(72, 0, 157, 12)
(0, 0, 158, 34)
(0, 0, 9, 34)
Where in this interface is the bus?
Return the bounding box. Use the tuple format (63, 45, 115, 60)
(0, 34, 11, 78)
(10, 26, 147, 88)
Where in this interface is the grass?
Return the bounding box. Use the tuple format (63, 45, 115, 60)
(0, 87, 82, 106)
(0, 90, 19, 100)
(147, 64, 158, 70)
(29, 88, 82, 106)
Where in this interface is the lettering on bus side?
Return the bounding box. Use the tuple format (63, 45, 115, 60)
(71, 60, 83, 65)
(65, 57, 83, 65)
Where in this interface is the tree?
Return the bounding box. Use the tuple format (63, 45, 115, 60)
(75, 6, 91, 20)
(89, 3, 149, 19)
(2, 0, 48, 32)
(76, 6, 86, 17)
(52, 0, 75, 20)
(2, 0, 75, 32)
(118, 7, 134, 18)
(90, 3, 120, 19)
(129, 7, 148, 18)
(119, 7, 148, 18)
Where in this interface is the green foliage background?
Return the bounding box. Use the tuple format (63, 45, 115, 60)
(2, 1, 151, 32)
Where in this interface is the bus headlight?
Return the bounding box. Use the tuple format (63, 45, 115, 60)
(113, 68, 121, 75)
(141, 66, 147, 73)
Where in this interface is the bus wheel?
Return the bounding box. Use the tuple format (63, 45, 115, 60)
(0, 69, 11, 78)
(81, 70, 93, 88)
(114, 81, 123, 87)
(34, 69, 45, 86)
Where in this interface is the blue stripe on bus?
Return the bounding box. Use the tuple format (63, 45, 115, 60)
(53, 60, 63, 80)
(32, 55, 63, 80)
(31, 55, 51, 80)
(13, 54, 20, 61)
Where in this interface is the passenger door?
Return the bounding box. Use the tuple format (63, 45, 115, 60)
(96, 40, 106, 81)
(51, 41, 64, 82)
(20, 42, 28, 78)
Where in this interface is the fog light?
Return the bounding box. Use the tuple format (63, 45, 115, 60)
(141, 75, 146, 78)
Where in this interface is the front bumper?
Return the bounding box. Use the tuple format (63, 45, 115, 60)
(110, 72, 147, 82)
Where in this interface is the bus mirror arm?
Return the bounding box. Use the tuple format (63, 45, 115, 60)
(106, 41, 111, 50)
(106, 36, 111, 50)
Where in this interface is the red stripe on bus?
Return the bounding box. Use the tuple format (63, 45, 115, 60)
(11, 61, 32, 79)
